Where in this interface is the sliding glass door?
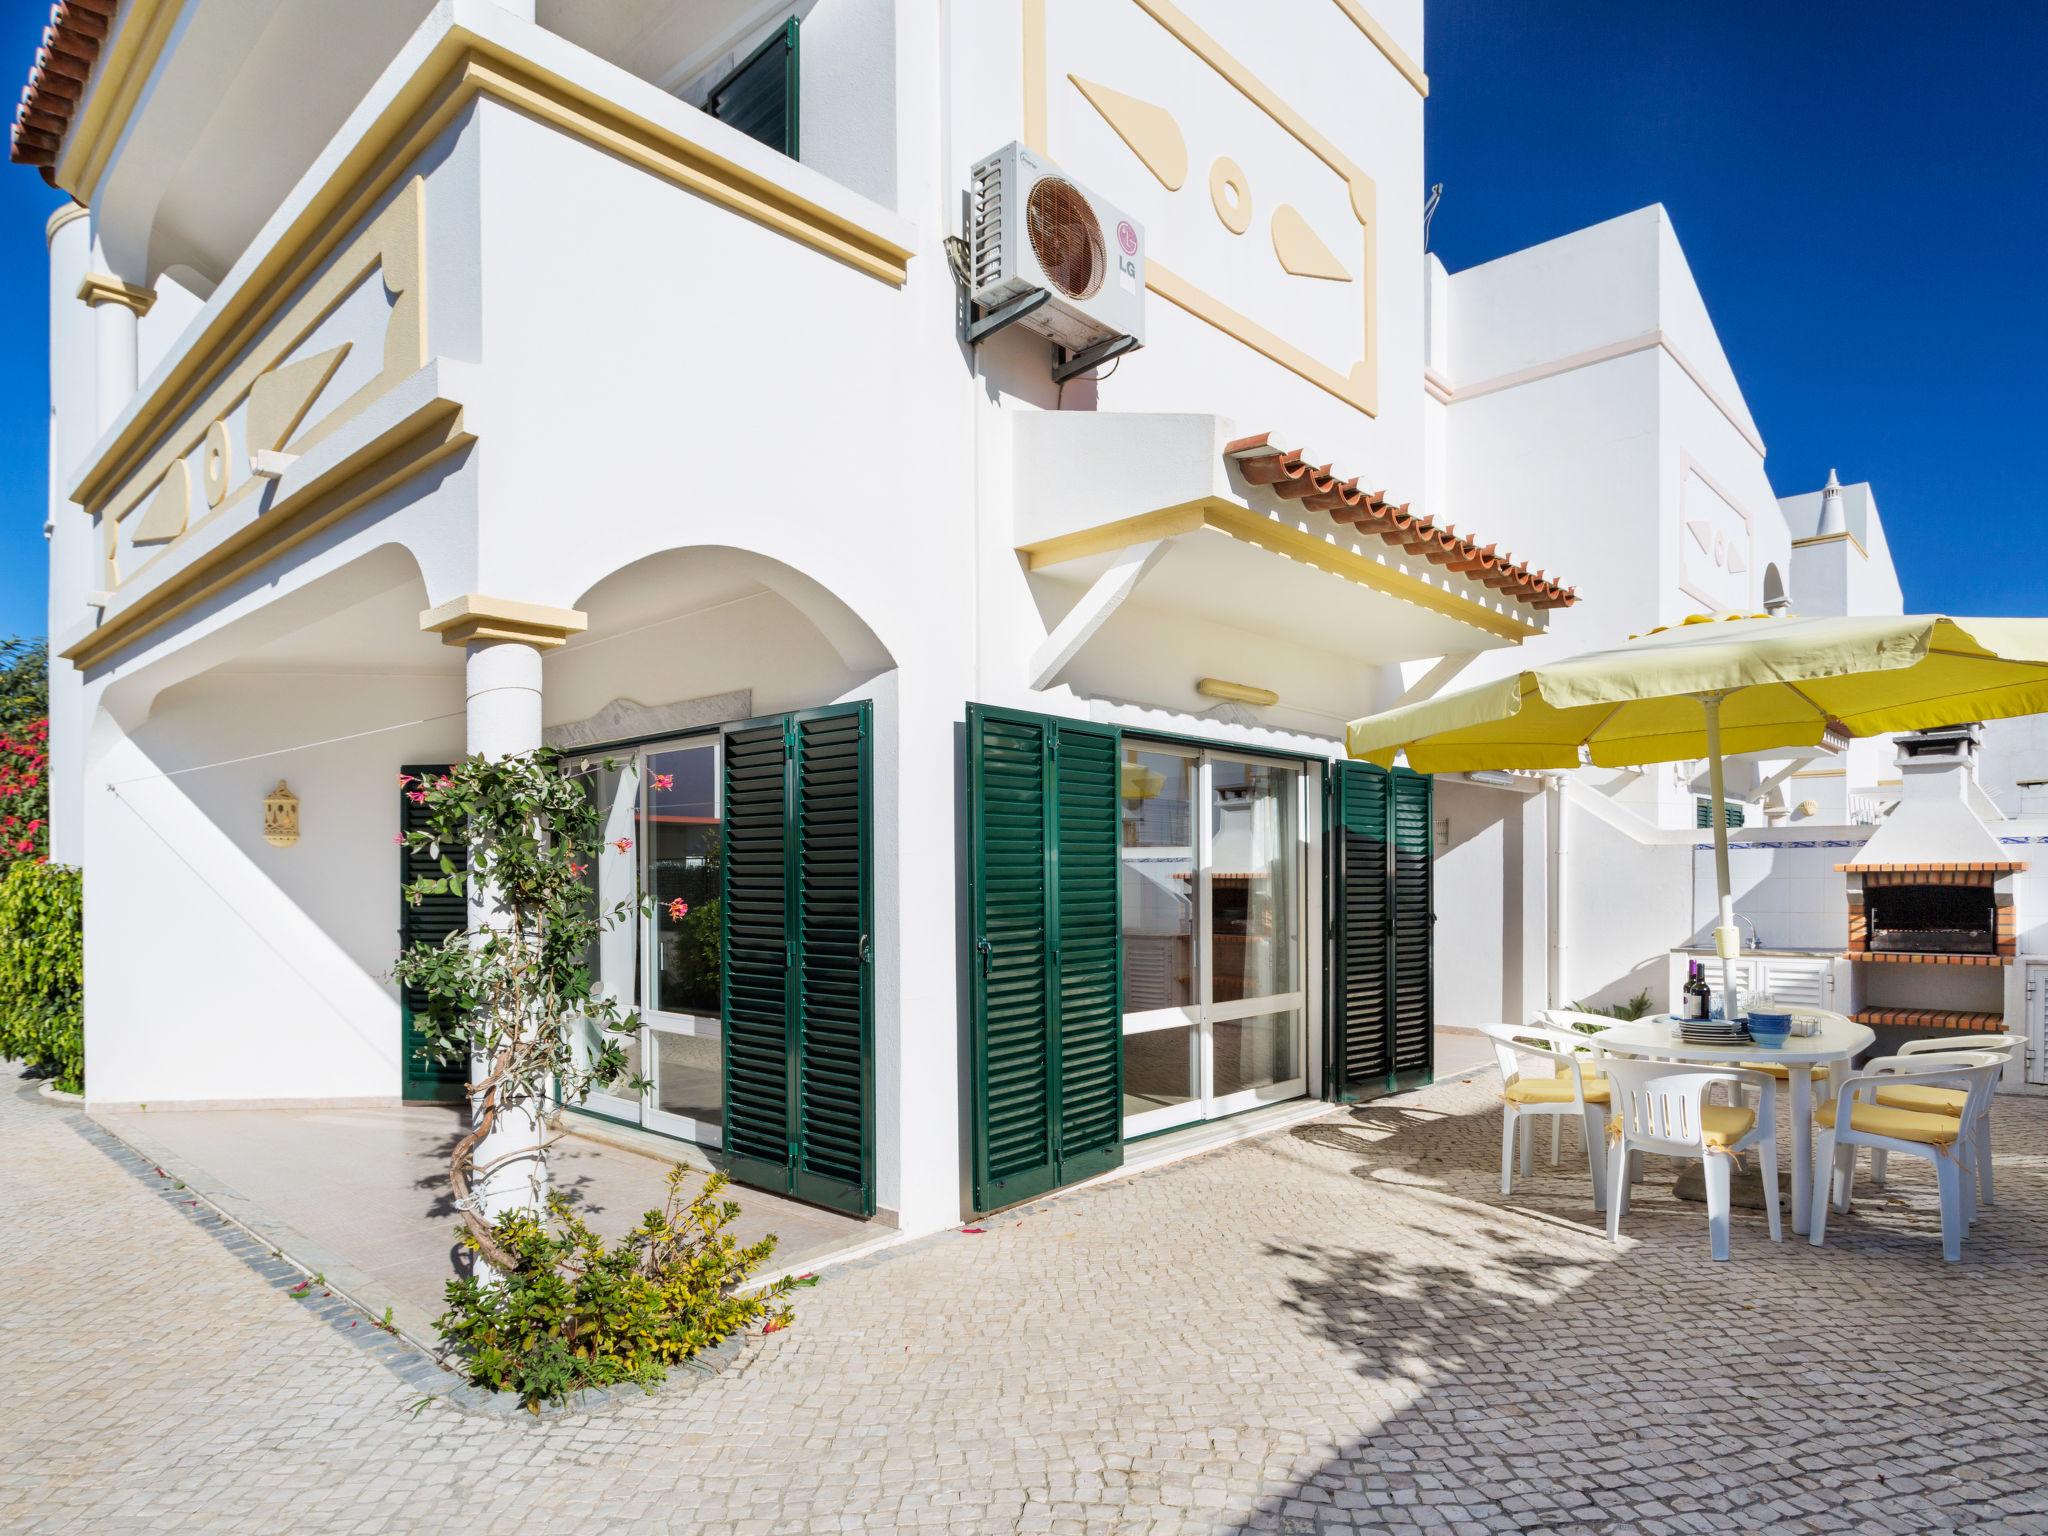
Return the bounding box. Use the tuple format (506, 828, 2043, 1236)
(570, 735, 725, 1145)
(1118, 742, 1307, 1137)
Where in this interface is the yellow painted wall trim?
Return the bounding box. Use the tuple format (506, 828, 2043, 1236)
(1791, 530, 1870, 559)
(77, 273, 157, 315)
(54, 0, 183, 202)
(74, 29, 912, 518)
(420, 594, 589, 650)
(63, 400, 472, 670)
(1020, 498, 1539, 642)
(1270, 203, 1350, 282)
(1327, 0, 1429, 96)
(1029, 0, 1381, 418)
(1069, 75, 1187, 190)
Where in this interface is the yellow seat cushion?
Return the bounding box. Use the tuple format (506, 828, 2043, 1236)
(1700, 1103, 1756, 1148)
(1816, 1100, 1960, 1145)
(1740, 1062, 1828, 1082)
(1504, 1075, 1609, 1106)
(1873, 1083, 1968, 1117)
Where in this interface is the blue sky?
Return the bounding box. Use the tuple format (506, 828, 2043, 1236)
(1423, 0, 2047, 616)
(0, 3, 2041, 641)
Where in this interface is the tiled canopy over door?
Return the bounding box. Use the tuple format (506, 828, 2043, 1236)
(397, 765, 467, 1103)
(968, 706, 1124, 1213)
(720, 704, 874, 1216)
(1327, 761, 1434, 1101)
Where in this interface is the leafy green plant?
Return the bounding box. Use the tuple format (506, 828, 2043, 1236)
(0, 860, 83, 1091)
(393, 749, 644, 1272)
(438, 1166, 793, 1410)
(1570, 988, 1655, 1023)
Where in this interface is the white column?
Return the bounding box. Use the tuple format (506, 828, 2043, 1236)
(88, 288, 142, 432)
(464, 638, 549, 1225)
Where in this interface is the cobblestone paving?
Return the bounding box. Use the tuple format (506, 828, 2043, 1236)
(6, 1060, 2048, 1535)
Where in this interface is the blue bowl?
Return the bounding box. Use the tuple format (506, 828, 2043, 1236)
(1747, 1011, 1792, 1048)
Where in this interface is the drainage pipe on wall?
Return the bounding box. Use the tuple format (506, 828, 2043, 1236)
(1546, 774, 1570, 1009)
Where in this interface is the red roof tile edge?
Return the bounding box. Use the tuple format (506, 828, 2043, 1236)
(10, 0, 115, 185)
(1222, 432, 1577, 610)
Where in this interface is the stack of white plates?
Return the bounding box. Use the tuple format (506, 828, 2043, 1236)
(1678, 1018, 1752, 1047)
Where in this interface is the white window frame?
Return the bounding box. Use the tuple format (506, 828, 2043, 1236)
(1120, 743, 1310, 1139)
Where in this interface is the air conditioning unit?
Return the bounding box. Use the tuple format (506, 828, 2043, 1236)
(968, 142, 1145, 355)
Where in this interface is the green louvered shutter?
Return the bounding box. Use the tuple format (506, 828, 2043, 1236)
(968, 706, 1122, 1213)
(720, 707, 874, 1215)
(1389, 768, 1435, 1090)
(790, 704, 873, 1214)
(721, 720, 794, 1194)
(707, 18, 799, 158)
(1051, 721, 1123, 1186)
(969, 709, 1056, 1208)
(1328, 760, 1392, 1101)
(398, 765, 467, 1103)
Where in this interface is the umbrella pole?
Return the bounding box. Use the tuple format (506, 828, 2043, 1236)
(1700, 692, 1742, 1016)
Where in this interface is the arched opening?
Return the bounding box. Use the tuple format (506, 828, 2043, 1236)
(1762, 562, 1789, 614)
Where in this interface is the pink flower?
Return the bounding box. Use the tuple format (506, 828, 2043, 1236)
(568, 861, 587, 877)
(613, 837, 633, 854)
(652, 773, 673, 791)
(393, 833, 404, 844)
(437, 775, 451, 788)
(406, 789, 426, 805)
(397, 773, 414, 787)
(667, 898, 689, 922)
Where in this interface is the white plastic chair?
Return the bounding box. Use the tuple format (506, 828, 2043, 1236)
(1869, 1034, 2023, 1207)
(1532, 1010, 1619, 1163)
(1602, 1058, 1780, 1260)
(1481, 1024, 1609, 1211)
(1809, 1054, 2005, 1263)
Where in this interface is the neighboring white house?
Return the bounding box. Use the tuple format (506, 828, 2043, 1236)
(19, 0, 2036, 1239)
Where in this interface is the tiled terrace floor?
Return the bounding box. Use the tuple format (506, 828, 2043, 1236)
(8, 1059, 2048, 1533)
(91, 1098, 876, 1345)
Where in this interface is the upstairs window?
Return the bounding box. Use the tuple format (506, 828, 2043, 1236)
(706, 18, 799, 158)
(1696, 798, 1745, 829)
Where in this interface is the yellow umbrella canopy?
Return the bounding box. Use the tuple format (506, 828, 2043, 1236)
(1345, 612, 2048, 1014)
(1347, 614, 2048, 771)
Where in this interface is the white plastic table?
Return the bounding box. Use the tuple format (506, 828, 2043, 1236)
(1588, 1015, 1874, 1236)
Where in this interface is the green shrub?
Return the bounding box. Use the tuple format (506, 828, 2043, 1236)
(1570, 988, 1655, 1023)
(0, 861, 84, 1092)
(438, 1165, 794, 1410)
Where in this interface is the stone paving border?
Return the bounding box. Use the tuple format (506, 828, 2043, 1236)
(32, 1083, 763, 1425)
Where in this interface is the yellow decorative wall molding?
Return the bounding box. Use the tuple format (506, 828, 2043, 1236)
(247, 343, 353, 454)
(1195, 677, 1278, 707)
(1327, 0, 1429, 97)
(420, 594, 590, 650)
(64, 397, 472, 670)
(200, 421, 232, 507)
(77, 272, 156, 315)
(74, 28, 911, 525)
(1069, 75, 1187, 190)
(1209, 157, 1250, 234)
(1019, 498, 1538, 642)
(93, 176, 429, 599)
(1270, 204, 1350, 282)
(1028, 0, 1381, 417)
(130, 460, 191, 545)
(54, 0, 183, 201)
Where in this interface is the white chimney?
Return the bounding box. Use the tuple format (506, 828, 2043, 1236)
(1846, 724, 2008, 867)
(1815, 468, 1846, 537)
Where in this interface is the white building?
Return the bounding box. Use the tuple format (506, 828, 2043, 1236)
(20, 0, 2039, 1240)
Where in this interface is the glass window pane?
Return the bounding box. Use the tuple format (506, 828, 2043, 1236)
(1209, 760, 1299, 1004)
(1120, 747, 1196, 1012)
(1123, 1023, 1198, 1119)
(654, 1027, 721, 1130)
(1212, 1010, 1301, 1098)
(576, 758, 642, 1010)
(644, 743, 721, 1018)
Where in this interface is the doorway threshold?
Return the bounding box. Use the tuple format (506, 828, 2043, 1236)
(1063, 1097, 1337, 1202)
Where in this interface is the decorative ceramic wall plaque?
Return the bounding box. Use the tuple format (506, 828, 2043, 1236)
(263, 780, 300, 847)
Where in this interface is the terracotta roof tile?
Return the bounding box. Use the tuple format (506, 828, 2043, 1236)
(10, 0, 115, 185)
(1222, 432, 1578, 609)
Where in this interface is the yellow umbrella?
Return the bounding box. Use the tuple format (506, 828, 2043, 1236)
(1345, 613, 2048, 1009)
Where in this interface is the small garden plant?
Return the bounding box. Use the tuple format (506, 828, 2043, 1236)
(0, 860, 84, 1093)
(394, 747, 791, 1406)
(438, 1166, 794, 1410)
